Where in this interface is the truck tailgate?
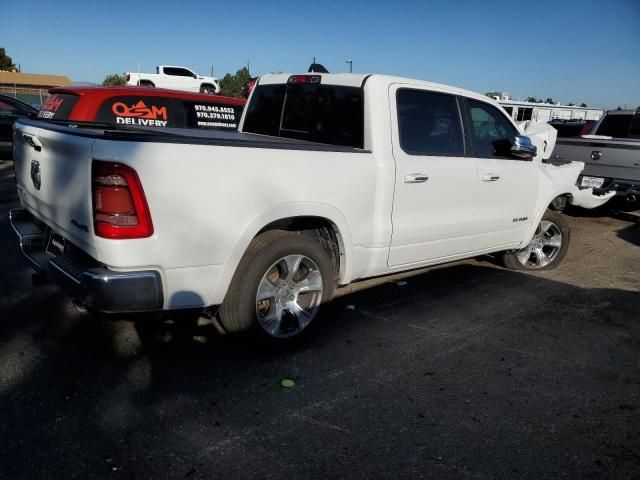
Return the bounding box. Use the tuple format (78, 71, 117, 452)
(554, 139, 640, 182)
(13, 121, 97, 256)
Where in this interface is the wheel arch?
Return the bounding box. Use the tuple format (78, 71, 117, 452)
(211, 203, 354, 304)
(520, 190, 573, 248)
(200, 82, 217, 92)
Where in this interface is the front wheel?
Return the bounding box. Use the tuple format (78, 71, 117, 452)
(502, 211, 570, 271)
(218, 230, 335, 341)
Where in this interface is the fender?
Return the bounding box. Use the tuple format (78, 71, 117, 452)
(211, 202, 355, 304)
(518, 160, 615, 249)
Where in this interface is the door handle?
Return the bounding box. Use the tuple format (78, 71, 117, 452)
(404, 174, 429, 183)
(23, 134, 42, 152)
(481, 174, 500, 182)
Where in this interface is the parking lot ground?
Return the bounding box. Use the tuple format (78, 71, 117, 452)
(0, 159, 639, 479)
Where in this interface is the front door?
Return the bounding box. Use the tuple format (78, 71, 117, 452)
(464, 98, 538, 249)
(389, 86, 478, 267)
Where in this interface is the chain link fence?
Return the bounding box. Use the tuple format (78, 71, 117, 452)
(0, 85, 50, 107)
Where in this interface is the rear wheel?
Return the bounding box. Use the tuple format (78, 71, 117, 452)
(218, 230, 335, 341)
(200, 84, 215, 94)
(503, 211, 570, 271)
(138, 80, 155, 87)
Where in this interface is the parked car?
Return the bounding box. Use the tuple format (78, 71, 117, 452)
(10, 72, 613, 342)
(38, 86, 245, 131)
(551, 109, 640, 203)
(0, 94, 37, 158)
(125, 66, 220, 94)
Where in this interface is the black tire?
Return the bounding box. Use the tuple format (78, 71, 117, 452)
(200, 84, 214, 94)
(139, 81, 155, 87)
(217, 230, 335, 341)
(502, 210, 571, 271)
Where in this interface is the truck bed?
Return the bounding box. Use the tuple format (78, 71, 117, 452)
(17, 118, 368, 153)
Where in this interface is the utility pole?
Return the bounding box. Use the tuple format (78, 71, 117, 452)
(211, 65, 214, 77)
(346, 60, 353, 73)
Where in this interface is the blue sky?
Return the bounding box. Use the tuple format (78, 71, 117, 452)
(3, 0, 639, 109)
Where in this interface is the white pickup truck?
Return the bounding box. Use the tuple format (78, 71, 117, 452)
(125, 65, 220, 94)
(10, 73, 613, 341)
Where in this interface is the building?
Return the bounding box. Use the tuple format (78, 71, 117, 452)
(0, 70, 72, 105)
(497, 99, 603, 123)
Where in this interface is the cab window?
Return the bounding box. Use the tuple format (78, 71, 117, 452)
(0, 99, 21, 115)
(396, 89, 464, 156)
(595, 114, 632, 138)
(164, 67, 194, 77)
(466, 99, 518, 158)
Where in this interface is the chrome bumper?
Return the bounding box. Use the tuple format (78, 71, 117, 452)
(9, 208, 163, 313)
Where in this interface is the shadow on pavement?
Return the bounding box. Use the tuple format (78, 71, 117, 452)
(1, 261, 639, 479)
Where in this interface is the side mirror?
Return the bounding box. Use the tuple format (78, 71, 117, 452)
(511, 135, 537, 160)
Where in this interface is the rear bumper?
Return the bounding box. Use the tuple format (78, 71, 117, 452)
(578, 175, 640, 197)
(9, 208, 163, 313)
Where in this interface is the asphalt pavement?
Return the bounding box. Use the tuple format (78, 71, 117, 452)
(0, 159, 639, 479)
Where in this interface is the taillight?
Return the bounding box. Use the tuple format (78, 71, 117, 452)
(92, 161, 153, 239)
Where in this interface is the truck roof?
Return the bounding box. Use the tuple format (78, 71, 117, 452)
(257, 73, 495, 106)
(605, 109, 639, 115)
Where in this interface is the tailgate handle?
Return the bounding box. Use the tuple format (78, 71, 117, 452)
(23, 134, 42, 152)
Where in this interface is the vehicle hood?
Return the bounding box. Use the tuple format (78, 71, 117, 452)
(518, 120, 557, 162)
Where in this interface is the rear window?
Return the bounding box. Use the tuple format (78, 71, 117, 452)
(37, 94, 79, 120)
(95, 96, 243, 130)
(595, 114, 632, 138)
(243, 82, 365, 148)
(628, 114, 640, 139)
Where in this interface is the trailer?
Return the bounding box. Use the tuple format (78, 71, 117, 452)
(498, 100, 603, 123)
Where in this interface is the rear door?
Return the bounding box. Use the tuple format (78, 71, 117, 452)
(388, 86, 477, 266)
(464, 98, 538, 249)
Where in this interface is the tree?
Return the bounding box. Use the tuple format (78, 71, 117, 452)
(219, 67, 251, 98)
(567, 102, 575, 106)
(580, 102, 588, 108)
(545, 97, 555, 104)
(103, 73, 126, 86)
(0, 47, 16, 71)
(525, 96, 538, 103)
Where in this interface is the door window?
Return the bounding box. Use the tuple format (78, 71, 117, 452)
(466, 99, 518, 158)
(396, 89, 464, 156)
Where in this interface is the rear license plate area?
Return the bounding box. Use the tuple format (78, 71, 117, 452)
(580, 176, 604, 188)
(46, 232, 66, 257)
